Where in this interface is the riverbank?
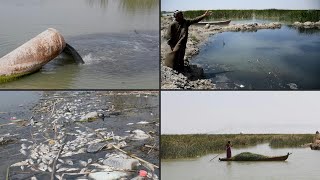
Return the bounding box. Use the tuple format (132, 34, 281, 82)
(161, 134, 314, 159)
(161, 16, 282, 89)
(0, 91, 159, 179)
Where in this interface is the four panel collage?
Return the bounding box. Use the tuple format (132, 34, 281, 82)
(0, 0, 319, 179)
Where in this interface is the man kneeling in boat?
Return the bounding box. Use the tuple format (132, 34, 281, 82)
(165, 10, 212, 72)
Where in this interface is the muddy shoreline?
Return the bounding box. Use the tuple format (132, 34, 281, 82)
(0, 91, 159, 179)
(161, 17, 320, 89)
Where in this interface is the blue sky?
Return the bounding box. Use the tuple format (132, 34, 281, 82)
(162, 91, 320, 134)
(161, 0, 320, 11)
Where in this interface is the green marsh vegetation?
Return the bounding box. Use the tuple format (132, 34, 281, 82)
(161, 134, 314, 159)
(86, 0, 158, 11)
(180, 9, 320, 22)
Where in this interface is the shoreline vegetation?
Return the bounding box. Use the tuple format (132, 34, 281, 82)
(163, 9, 320, 22)
(161, 134, 314, 159)
(161, 9, 320, 89)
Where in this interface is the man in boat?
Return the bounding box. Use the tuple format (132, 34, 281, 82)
(226, 141, 232, 158)
(314, 131, 320, 143)
(165, 10, 212, 72)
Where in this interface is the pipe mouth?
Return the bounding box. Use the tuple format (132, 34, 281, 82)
(47, 28, 66, 51)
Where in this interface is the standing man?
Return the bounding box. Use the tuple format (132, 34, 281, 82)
(165, 10, 212, 72)
(226, 141, 232, 158)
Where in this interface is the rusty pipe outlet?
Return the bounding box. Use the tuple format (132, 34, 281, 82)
(0, 28, 66, 81)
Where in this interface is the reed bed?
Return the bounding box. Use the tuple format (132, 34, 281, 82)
(161, 134, 314, 159)
(179, 9, 320, 22)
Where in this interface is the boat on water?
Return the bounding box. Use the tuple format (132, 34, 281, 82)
(310, 143, 320, 150)
(219, 152, 291, 161)
(196, 19, 231, 26)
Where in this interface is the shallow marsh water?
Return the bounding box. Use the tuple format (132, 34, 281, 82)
(162, 143, 320, 180)
(0, 0, 159, 89)
(193, 19, 320, 89)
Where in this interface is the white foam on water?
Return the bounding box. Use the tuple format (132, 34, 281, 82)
(82, 53, 104, 64)
(82, 53, 95, 63)
(82, 53, 116, 64)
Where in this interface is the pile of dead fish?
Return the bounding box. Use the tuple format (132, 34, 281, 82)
(12, 127, 156, 179)
(11, 120, 157, 179)
(7, 92, 159, 180)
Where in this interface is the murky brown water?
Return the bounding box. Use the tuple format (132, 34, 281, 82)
(0, 0, 159, 89)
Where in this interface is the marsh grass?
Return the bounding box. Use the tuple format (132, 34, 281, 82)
(161, 134, 314, 159)
(182, 9, 320, 22)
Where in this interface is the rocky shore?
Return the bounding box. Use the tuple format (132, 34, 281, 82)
(161, 16, 298, 89)
(0, 91, 159, 180)
(292, 21, 320, 28)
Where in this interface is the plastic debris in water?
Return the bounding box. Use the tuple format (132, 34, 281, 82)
(139, 170, 148, 177)
(137, 121, 150, 125)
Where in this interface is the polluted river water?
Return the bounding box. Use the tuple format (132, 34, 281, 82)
(192, 19, 320, 90)
(0, 0, 159, 89)
(162, 143, 320, 180)
(0, 91, 159, 179)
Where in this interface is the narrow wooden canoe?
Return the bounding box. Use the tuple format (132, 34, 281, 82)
(196, 20, 231, 26)
(219, 152, 291, 161)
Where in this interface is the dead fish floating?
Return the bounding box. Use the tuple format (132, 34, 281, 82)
(0, 28, 84, 83)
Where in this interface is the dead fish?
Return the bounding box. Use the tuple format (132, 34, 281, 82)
(61, 151, 74, 157)
(20, 149, 27, 156)
(48, 166, 53, 172)
(38, 163, 48, 172)
(11, 160, 28, 167)
(56, 167, 69, 172)
(79, 160, 88, 167)
(80, 168, 87, 173)
(65, 159, 73, 165)
(87, 158, 92, 164)
(65, 168, 80, 172)
(41, 158, 49, 164)
(55, 174, 61, 179)
(128, 129, 150, 140)
(58, 159, 65, 163)
(48, 158, 54, 165)
(56, 163, 62, 169)
(21, 143, 27, 149)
